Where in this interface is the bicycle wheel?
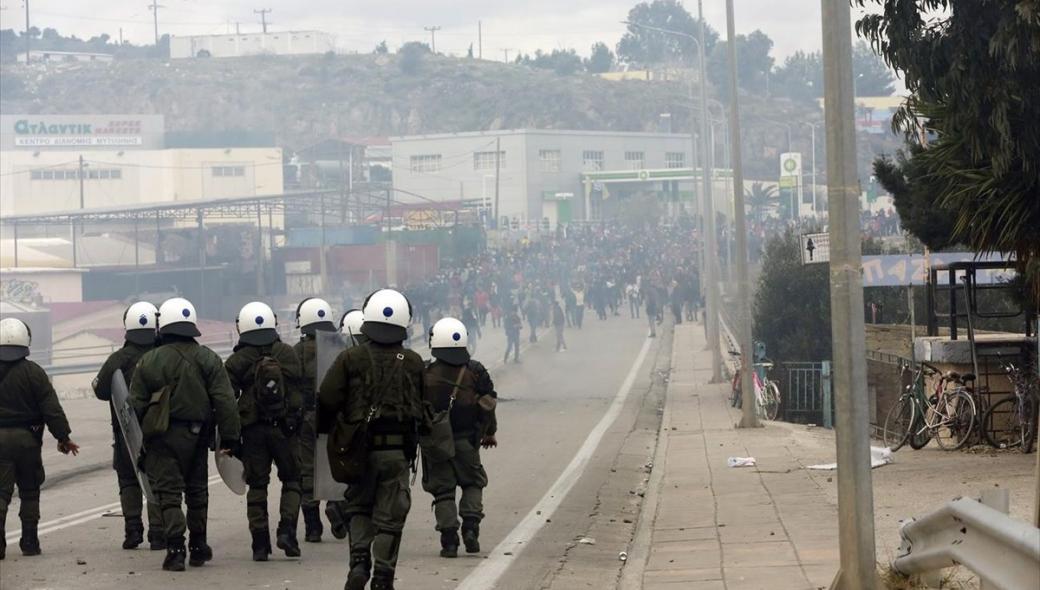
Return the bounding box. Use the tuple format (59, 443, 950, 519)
(1022, 395, 1037, 454)
(933, 390, 976, 451)
(762, 382, 781, 421)
(982, 397, 1023, 449)
(882, 396, 913, 451)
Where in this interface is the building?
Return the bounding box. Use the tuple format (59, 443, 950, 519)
(16, 50, 114, 64)
(391, 129, 730, 227)
(170, 31, 336, 59)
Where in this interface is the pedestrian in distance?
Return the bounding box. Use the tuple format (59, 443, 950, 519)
(552, 300, 567, 352)
(0, 318, 80, 561)
(645, 288, 659, 338)
(421, 318, 499, 558)
(129, 298, 241, 572)
(225, 301, 305, 562)
(92, 301, 164, 551)
(293, 297, 349, 544)
(503, 307, 522, 364)
(318, 289, 427, 590)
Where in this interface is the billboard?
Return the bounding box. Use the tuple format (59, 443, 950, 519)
(1, 115, 165, 150)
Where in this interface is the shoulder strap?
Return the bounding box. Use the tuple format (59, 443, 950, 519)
(365, 351, 405, 423)
(447, 366, 466, 410)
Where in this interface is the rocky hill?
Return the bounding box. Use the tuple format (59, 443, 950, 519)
(0, 51, 891, 180)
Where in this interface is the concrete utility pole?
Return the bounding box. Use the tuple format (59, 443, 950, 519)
(254, 8, 271, 34)
(821, 0, 877, 587)
(24, 0, 30, 64)
(502, 48, 511, 63)
(477, 21, 482, 59)
(493, 136, 501, 228)
(148, 1, 163, 46)
(725, 0, 758, 429)
(803, 121, 818, 214)
(424, 26, 441, 53)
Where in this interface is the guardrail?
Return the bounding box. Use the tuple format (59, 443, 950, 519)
(892, 491, 1040, 589)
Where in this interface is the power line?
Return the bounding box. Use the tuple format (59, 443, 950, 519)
(254, 8, 271, 34)
(147, 1, 163, 46)
(424, 25, 441, 53)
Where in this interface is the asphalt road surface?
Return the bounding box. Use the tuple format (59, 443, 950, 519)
(1, 311, 668, 590)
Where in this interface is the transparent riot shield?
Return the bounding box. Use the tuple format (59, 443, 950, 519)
(314, 330, 349, 501)
(111, 369, 155, 503)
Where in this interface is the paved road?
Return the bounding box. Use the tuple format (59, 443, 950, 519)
(1, 311, 667, 590)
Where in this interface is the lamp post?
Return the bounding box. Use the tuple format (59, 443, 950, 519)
(622, 10, 723, 383)
(802, 121, 818, 215)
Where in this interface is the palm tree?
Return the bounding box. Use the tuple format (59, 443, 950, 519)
(744, 182, 778, 222)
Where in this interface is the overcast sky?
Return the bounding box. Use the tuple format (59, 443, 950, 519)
(0, 1, 878, 63)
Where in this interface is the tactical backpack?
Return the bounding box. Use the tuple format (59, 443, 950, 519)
(252, 352, 288, 420)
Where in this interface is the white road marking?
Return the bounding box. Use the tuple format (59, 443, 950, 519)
(5, 475, 222, 542)
(456, 336, 653, 590)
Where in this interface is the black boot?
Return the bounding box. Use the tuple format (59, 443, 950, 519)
(162, 542, 186, 572)
(325, 503, 348, 540)
(439, 528, 459, 558)
(251, 528, 272, 562)
(276, 520, 301, 558)
(343, 552, 371, 590)
(370, 571, 395, 590)
(188, 532, 213, 567)
(123, 519, 144, 550)
(19, 522, 41, 556)
(462, 518, 480, 554)
(148, 528, 167, 550)
(1, 535, 6, 560)
(302, 505, 323, 543)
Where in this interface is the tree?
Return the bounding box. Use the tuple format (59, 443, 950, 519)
(852, 41, 895, 96)
(872, 147, 958, 251)
(616, 0, 718, 66)
(467, 43, 474, 59)
(517, 49, 583, 76)
(707, 29, 774, 96)
(398, 41, 430, 74)
(585, 41, 615, 74)
(856, 0, 1040, 301)
(374, 40, 389, 55)
(744, 182, 778, 222)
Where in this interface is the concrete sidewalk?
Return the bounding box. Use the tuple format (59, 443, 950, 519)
(624, 322, 839, 590)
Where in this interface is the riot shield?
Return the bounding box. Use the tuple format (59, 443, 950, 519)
(314, 330, 349, 501)
(111, 370, 155, 504)
(216, 450, 248, 495)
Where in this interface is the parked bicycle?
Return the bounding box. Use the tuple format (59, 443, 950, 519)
(883, 361, 977, 451)
(981, 361, 1039, 453)
(729, 350, 781, 421)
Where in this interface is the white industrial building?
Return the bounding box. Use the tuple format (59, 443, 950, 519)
(170, 31, 336, 59)
(390, 129, 732, 228)
(16, 50, 114, 64)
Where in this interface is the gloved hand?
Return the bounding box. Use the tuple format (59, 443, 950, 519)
(480, 435, 498, 449)
(220, 438, 241, 459)
(57, 438, 81, 456)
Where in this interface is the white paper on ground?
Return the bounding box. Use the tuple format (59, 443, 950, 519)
(727, 457, 757, 468)
(806, 446, 894, 470)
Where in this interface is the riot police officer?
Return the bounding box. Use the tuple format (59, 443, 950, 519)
(92, 301, 164, 550)
(318, 289, 426, 590)
(129, 298, 241, 572)
(422, 318, 498, 558)
(340, 308, 365, 346)
(0, 317, 80, 561)
(225, 301, 304, 561)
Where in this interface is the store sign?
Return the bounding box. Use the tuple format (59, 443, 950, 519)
(780, 152, 802, 178)
(1, 115, 165, 149)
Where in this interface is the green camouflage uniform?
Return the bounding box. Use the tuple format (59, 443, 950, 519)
(93, 341, 163, 544)
(317, 341, 426, 588)
(224, 341, 303, 536)
(129, 340, 240, 550)
(0, 359, 73, 557)
(421, 360, 497, 533)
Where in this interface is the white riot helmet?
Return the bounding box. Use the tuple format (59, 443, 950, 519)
(296, 297, 335, 335)
(429, 317, 469, 365)
(158, 297, 202, 338)
(360, 289, 412, 344)
(236, 301, 279, 346)
(0, 317, 31, 361)
(340, 309, 365, 345)
(123, 301, 158, 346)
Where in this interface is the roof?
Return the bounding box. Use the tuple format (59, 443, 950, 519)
(389, 129, 696, 142)
(49, 300, 122, 324)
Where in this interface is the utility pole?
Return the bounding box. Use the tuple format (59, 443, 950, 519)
(803, 122, 818, 215)
(477, 21, 482, 59)
(502, 48, 511, 63)
(725, 0, 758, 429)
(821, 0, 877, 587)
(78, 155, 86, 209)
(493, 136, 501, 229)
(148, 1, 163, 46)
(24, 0, 30, 64)
(698, 0, 723, 383)
(424, 25, 441, 53)
(255, 8, 271, 34)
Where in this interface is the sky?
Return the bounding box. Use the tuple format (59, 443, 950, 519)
(0, 1, 878, 63)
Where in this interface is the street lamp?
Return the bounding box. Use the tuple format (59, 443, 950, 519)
(801, 121, 818, 216)
(622, 13, 723, 383)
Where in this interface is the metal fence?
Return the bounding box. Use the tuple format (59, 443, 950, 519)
(777, 361, 833, 427)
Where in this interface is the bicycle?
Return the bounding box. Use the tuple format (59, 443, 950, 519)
(981, 361, 1039, 453)
(883, 361, 977, 451)
(728, 350, 781, 421)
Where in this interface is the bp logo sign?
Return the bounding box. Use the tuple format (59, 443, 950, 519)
(779, 152, 802, 178)
(638, 169, 650, 181)
(783, 158, 798, 173)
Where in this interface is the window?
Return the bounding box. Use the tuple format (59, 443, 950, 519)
(582, 150, 604, 170)
(88, 169, 100, 179)
(539, 149, 562, 172)
(624, 151, 645, 170)
(212, 165, 246, 177)
(30, 170, 42, 180)
(99, 169, 110, 179)
(41, 170, 54, 180)
(31, 168, 122, 181)
(110, 169, 122, 180)
(409, 154, 442, 173)
(473, 151, 506, 171)
(665, 152, 686, 169)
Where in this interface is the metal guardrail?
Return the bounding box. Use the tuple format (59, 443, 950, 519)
(893, 493, 1040, 589)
